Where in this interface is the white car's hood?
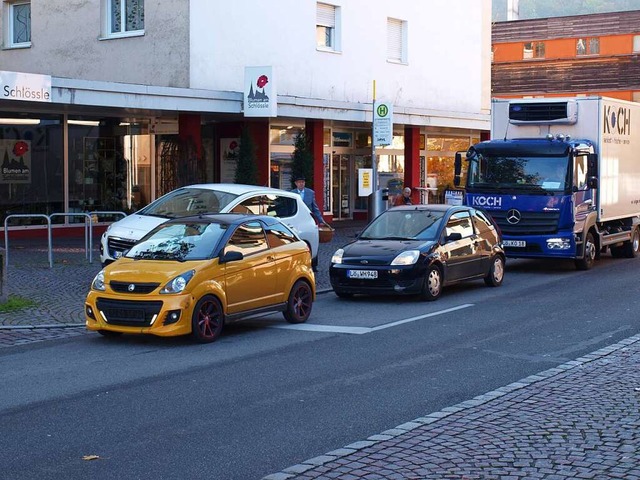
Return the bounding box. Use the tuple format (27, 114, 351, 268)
(105, 214, 168, 241)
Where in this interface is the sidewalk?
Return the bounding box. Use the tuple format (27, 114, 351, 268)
(2, 223, 640, 479)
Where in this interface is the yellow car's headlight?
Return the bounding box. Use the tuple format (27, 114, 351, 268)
(160, 270, 195, 294)
(92, 270, 106, 291)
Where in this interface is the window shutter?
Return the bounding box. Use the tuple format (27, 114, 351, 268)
(317, 3, 335, 27)
(387, 18, 403, 61)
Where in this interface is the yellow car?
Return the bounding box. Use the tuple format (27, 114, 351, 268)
(86, 214, 315, 343)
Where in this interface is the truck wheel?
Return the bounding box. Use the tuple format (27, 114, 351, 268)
(575, 231, 596, 270)
(622, 228, 640, 258)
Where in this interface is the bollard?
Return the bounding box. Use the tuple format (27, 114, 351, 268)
(0, 247, 6, 302)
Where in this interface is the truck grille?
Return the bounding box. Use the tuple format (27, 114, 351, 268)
(490, 210, 560, 235)
(109, 281, 161, 294)
(107, 236, 136, 255)
(96, 298, 163, 327)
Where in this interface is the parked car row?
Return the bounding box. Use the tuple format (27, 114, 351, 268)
(86, 184, 505, 344)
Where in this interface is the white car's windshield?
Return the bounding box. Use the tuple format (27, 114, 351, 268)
(360, 210, 444, 240)
(126, 222, 227, 261)
(139, 188, 239, 218)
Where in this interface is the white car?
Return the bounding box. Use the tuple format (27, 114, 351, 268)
(99, 184, 319, 267)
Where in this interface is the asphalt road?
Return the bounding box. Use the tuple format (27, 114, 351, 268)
(1, 255, 639, 479)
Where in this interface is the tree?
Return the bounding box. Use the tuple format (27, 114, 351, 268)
(290, 131, 314, 189)
(234, 126, 258, 185)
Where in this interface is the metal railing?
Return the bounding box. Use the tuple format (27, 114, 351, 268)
(3, 211, 127, 268)
(4, 214, 53, 268)
(49, 213, 93, 264)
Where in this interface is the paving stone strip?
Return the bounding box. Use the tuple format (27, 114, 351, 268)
(263, 334, 640, 480)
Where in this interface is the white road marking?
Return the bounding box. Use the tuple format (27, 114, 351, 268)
(273, 304, 474, 335)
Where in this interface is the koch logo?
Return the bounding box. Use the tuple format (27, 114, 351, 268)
(604, 105, 631, 135)
(472, 196, 502, 208)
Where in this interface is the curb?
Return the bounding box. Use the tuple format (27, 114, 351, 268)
(262, 333, 640, 480)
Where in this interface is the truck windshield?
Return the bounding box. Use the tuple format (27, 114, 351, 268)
(467, 153, 570, 192)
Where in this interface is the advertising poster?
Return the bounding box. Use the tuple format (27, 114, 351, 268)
(220, 138, 239, 183)
(0, 139, 31, 184)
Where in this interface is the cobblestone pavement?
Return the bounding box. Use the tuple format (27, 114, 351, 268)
(265, 335, 640, 480)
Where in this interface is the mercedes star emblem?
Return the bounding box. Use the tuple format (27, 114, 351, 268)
(506, 209, 522, 225)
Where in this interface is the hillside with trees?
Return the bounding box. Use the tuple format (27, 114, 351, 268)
(493, 0, 640, 21)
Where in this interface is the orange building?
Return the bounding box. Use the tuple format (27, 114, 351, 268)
(492, 10, 640, 101)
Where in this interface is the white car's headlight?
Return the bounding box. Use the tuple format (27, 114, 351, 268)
(331, 248, 344, 264)
(160, 270, 195, 294)
(92, 269, 106, 291)
(391, 250, 420, 266)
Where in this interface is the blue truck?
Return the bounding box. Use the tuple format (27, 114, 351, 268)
(454, 96, 640, 270)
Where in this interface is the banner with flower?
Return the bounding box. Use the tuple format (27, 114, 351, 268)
(220, 138, 240, 183)
(244, 66, 277, 117)
(0, 139, 31, 184)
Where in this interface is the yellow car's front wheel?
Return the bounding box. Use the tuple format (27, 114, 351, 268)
(191, 295, 224, 343)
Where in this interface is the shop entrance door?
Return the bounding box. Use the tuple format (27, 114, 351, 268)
(331, 154, 351, 220)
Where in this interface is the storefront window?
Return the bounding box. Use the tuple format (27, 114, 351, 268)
(270, 152, 293, 190)
(0, 114, 63, 226)
(270, 126, 302, 145)
(68, 118, 151, 217)
(426, 136, 472, 203)
(354, 155, 372, 210)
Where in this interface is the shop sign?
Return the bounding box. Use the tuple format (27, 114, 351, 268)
(244, 66, 277, 117)
(373, 101, 393, 146)
(0, 71, 51, 103)
(1, 139, 31, 184)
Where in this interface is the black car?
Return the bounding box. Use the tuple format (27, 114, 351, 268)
(329, 205, 505, 301)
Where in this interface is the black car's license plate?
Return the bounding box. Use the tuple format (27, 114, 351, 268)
(347, 269, 378, 279)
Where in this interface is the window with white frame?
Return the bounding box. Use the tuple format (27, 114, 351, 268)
(634, 35, 640, 52)
(3, 0, 31, 48)
(576, 37, 599, 55)
(316, 2, 340, 51)
(387, 17, 407, 63)
(103, 0, 144, 38)
(523, 41, 544, 59)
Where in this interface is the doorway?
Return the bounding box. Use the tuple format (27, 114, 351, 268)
(331, 154, 351, 220)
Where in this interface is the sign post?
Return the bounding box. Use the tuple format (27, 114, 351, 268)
(370, 82, 393, 219)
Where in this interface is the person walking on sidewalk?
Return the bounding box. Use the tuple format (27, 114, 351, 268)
(292, 175, 327, 226)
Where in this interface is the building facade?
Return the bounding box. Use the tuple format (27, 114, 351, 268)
(492, 10, 640, 101)
(0, 0, 491, 234)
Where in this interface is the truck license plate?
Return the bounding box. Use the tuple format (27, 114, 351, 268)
(503, 240, 526, 247)
(347, 270, 378, 279)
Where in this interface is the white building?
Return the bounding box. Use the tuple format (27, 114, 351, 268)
(0, 0, 490, 233)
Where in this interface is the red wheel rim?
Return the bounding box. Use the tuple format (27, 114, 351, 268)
(197, 300, 221, 339)
(292, 284, 312, 320)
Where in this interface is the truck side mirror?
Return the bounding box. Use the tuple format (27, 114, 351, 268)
(454, 152, 462, 187)
(586, 153, 598, 177)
